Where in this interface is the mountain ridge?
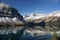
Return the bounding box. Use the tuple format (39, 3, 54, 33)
(0, 3, 25, 26)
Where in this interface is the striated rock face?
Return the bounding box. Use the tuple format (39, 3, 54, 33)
(0, 17, 24, 25)
(0, 3, 25, 25)
(45, 16, 60, 31)
(0, 3, 23, 18)
(45, 11, 60, 31)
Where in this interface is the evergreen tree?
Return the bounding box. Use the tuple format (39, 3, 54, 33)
(50, 31, 57, 40)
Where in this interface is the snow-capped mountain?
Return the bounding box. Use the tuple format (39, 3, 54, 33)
(23, 13, 47, 20)
(48, 10, 60, 17)
(23, 10, 60, 21)
(0, 3, 23, 18)
(0, 3, 25, 25)
(45, 10, 60, 31)
(23, 10, 60, 31)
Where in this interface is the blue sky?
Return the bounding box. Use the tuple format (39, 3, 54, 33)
(0, 0, 60, 15)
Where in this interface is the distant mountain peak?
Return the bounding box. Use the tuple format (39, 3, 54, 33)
(0, 3, 23, 18)
(24, 13, 46, 20)
(0, 3, 11, 9)
(49, 10, 60, 17)
(0, 3, 25, 26)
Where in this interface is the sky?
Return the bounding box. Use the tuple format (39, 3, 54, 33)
(0, 0, 60, 15)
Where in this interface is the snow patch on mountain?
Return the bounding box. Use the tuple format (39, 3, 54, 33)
(23, 13, 47, 20)
(49, 10, 60, 17)
(0, 17, 23, 25)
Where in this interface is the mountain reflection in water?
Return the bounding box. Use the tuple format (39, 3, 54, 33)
(20, 34, 52, 40)
(0, 26, 52, 40)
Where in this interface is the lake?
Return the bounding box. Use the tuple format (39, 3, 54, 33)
(0, 26, 52, 40)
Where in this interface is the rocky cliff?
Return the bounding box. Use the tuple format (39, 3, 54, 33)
(0, 3, 25, 26)
(0, 3, 23, 18)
